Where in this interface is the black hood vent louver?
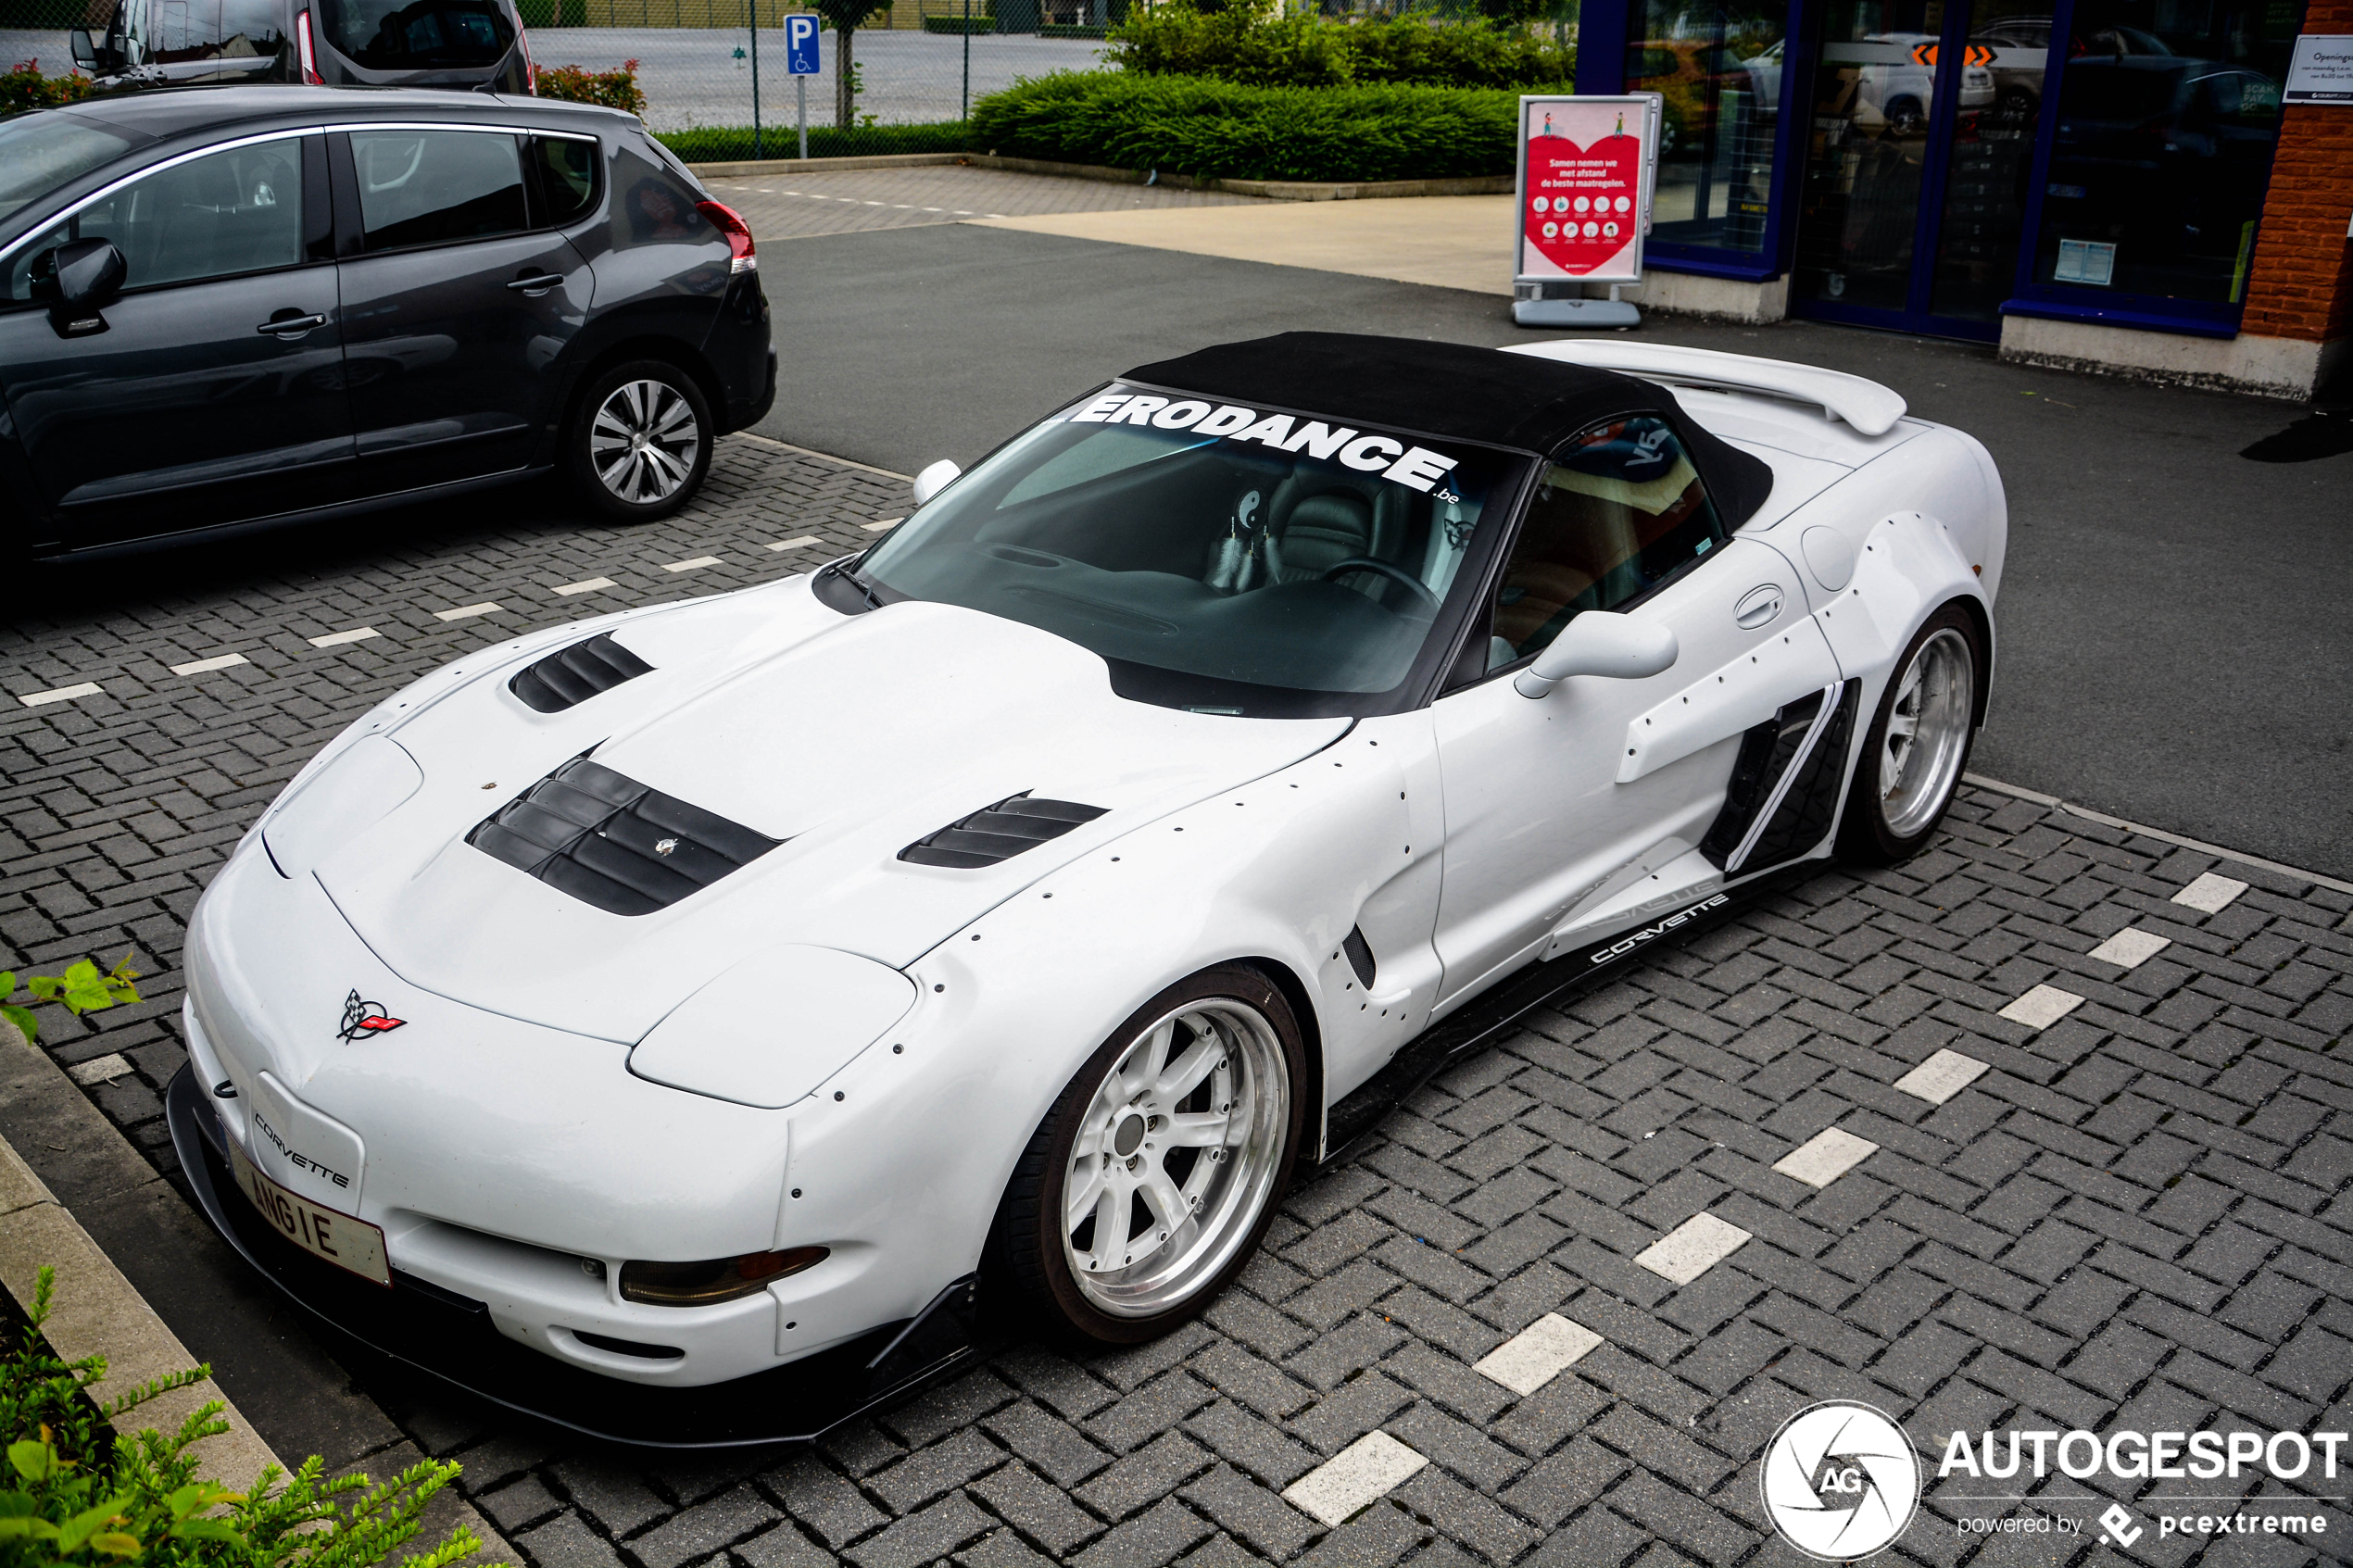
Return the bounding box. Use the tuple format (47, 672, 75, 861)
(469, 756, 781, 916)
(900, 794, 1109, 869)
(510, 633, 654, 714)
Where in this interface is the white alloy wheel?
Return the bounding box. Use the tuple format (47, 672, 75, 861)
(591, 378, 701, 505)
(1879, 626, 1974, 838)
(1062, 998, 1290, 1319)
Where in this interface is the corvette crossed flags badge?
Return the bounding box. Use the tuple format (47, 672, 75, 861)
(337, 989, 406, 1043)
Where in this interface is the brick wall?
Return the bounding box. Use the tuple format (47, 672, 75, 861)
(2240, 0, 2353, 344)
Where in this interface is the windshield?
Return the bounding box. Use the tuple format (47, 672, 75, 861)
(319, 0, 515, 68)
(860, 386, 1529, 713)
(0, 115, 141, 226)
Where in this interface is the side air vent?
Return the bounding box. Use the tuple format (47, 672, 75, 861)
(899, 793, 1108, 869)
(468, 756, 780, 915)
(510, 633, 654, 714)
(1341, 927, 1378, 988)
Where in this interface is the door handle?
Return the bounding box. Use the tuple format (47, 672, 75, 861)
(256, 312, 326, 336)
(507, 273, 563, 294)
(1734, 583, 1785, 629)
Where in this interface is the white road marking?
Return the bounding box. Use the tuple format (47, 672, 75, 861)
(922, 206, 943, 211)
(1636, 1213, 1751, 1285)
(1894, 1048, 1989, 1105)
(1773, 1126, 1879, 1188)
(864, 516, 904, 532)
(170, 653, 247, 676)
(19, 683, 102, 708)
(554, 577, 617, 596)
(1281, 1432, 1428, 1529)
(663, 556, 724, 572)
(1473, 1313, 1601, 1396)
(2173, 872, 2248, 913)
(69, 1053, 133, 1086)
(1999, 984, 2084, 1030)
(434, 602, 502, 621)
(766, 535, 821, 551)
(308, 627, 379, 648)
(2086, 927, 2171, 969)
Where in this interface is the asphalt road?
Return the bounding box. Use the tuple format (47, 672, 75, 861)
(751, 222, 2353, 881)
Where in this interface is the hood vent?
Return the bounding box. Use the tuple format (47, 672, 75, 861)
(468, 756, 781, 916)
(510, 633, 654, 714)
(900, 794, 1108, 869)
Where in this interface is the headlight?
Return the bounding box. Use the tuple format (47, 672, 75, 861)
(619, 1247, 827, 1306)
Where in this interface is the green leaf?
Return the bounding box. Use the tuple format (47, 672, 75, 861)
(62, 960, 100, 987)
(58, 1497, 133, 1553)
(8, 1439, 56, 1483)
(0, 971, 17, 1001)
(0, 1490, 38, 1517)
(88, 1530, 144, 1558)
(164, 1518, 243, 1544)
(2, 1004, 36, 1047)
(0, 1517, 63, 1542)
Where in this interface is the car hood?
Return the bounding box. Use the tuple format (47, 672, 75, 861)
(305, 583, 1351, 1045)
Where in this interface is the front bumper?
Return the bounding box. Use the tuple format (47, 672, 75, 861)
(167, 1063, 977, 1449)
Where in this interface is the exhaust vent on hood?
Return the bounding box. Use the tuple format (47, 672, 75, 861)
(900, 794, 1108, 869)
(510, 633, 654, 714)
(468, 756, 781, 915)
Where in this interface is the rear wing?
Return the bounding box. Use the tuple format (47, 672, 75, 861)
(1501, 342, 1908, 437)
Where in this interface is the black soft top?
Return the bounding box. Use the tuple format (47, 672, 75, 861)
(1125, 332, 1775, 530)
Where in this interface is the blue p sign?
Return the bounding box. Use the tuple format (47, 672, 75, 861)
(785, 12, 820, 73)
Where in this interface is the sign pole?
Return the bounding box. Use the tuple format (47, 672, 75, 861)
(749, 0, 762, 161)
(798, 75, 807, 159)
(962, 0, 970, 121)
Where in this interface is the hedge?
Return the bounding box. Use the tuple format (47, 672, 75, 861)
(969, 71, 1526, 183)
(921, 14, 992, 31)
(1104, 4, 1573, 90)
(658, 120, 971, 162)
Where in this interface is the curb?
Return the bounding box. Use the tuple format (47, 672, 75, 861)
(1964, 772, 2353, 895)
(684, 149, 1516, 201)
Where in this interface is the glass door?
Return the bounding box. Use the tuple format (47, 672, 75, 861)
(1790, 0, 2047, 337)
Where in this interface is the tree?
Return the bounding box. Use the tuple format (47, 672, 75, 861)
(812, 0, 879, 129)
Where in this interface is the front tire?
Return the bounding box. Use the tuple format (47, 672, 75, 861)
(988, 965, 1307, 1347)
(565, 359, 712, 523)
(1836, 606, 1982, 865)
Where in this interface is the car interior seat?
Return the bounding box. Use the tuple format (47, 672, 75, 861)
(1264, 470, 1409, 589)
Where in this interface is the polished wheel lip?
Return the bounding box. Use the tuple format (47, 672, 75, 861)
(1880, 627, 1973, 838)
(590, 379, 700, 505)
(1062, 998, 1288, 1320)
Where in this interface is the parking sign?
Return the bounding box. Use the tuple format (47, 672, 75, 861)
(785, 13, 819, 74)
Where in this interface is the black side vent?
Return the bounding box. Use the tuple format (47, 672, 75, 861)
(510, 633, 654, 714)
(899, 794, 1108, 869)
(1341, 927, 1378, 988)
(468, 757, 780, 916)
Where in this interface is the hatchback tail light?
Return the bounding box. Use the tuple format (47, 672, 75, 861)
(296, 8, 321, 82)
(697, 199, 757, 273)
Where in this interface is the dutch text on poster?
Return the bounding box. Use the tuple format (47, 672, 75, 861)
(1515, 96, 1654, 285)
(2284, 34, 2353, 103)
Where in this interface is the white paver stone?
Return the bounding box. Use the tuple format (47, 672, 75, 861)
(67, 1054, 132, 1086)
(1773, 1126, 1880, 1189)
(19, 683, 101, 708)
(1281, 1432, 1428, 1529)
(434, 602, 502, 621)
(1635, 1212, 1751, 1285)
(2173, 872, 2248, 913)
(663, 557, 723, 572)
(169, 653, 247, 676)
(1473, 1313, 1602, 1396)
(765, 535, 820, 552)
(2086, 927, 2171, 969)
(553, 577, 617, 596)
(307, 627, 378, 648)
(1999, 984, 2084, 1030)
(1894, 1048, 1990, 1105)
(863, 516, 904, 531)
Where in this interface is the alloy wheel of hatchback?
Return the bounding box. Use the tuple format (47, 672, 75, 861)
(566, 360, 713, 522)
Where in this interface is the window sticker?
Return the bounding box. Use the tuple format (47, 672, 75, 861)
(2054, 238, 2118, 287)
(1068, 395, 1462, 494)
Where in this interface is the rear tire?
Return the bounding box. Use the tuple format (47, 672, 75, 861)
(1836, 605, 1982, 865)
(987, 965, 1307, 1348)
(564, 359, 712, 523)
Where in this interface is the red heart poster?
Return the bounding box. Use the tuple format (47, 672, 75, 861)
(1518, 100, 1648, 281)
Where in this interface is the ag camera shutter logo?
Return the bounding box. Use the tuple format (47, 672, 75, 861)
(1761, 1401, 1922, 1560)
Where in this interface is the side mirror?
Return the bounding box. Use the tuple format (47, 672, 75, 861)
(1514, 610, 1679, 698)
(69, 27, 96, 69)
(31, 239, 127, 314)
(910, 458, 960, 508)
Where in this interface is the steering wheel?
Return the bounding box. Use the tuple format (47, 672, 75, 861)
(1320, 558, 1440, 613)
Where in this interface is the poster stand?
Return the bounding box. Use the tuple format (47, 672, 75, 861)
(1511, 94, 1660, 330)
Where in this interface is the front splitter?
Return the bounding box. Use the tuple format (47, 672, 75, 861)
(165, 1063, 977, 1449)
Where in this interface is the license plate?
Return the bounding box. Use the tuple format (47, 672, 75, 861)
(226, 1134, 390, 1287)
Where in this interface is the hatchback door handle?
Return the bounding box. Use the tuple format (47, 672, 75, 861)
(256, 312, 326, 336)
(507, 273, 563, 293)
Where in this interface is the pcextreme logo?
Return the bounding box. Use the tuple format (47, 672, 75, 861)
(1761, 1401, 1921, 1561)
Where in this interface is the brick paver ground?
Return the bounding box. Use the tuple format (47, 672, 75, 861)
(5, 439, 2349, 1568)
(704, 167, 1261, 245)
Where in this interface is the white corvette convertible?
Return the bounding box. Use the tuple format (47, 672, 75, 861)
(170, 333, 2005, 1444)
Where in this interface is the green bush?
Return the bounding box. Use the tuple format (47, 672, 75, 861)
(0, 61, 92, 117)
(0, 1266, 486, 1568)
(1103, 2, 1571, 90)
(920, 15, 992, 31)
(969, 70, 1520, 182)
(535, 58, 646, 116)
(659, 120, 970, 162)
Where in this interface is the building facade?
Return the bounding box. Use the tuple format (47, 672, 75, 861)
(1574, 0, 2353, 395)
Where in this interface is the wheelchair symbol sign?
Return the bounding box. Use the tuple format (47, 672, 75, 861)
(785, 13, 820, 73)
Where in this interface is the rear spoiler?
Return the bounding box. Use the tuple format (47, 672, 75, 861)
(1501, 342, 1909, 437)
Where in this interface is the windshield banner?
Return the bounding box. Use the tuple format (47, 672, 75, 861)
(1515, 94, 1658, 284)
(1070, 393, 1462, 494)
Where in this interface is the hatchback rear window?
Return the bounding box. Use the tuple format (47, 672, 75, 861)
(319, 0, 514, 68)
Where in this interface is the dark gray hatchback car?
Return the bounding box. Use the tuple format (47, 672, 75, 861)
(0, 86, 773, 556)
